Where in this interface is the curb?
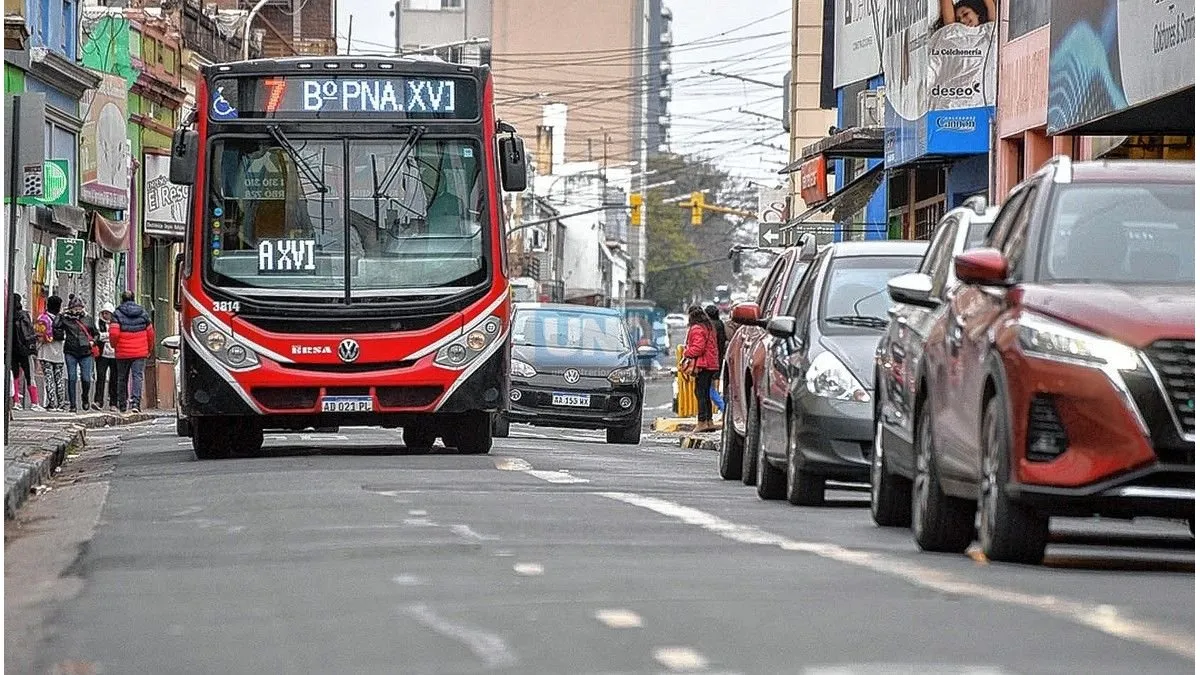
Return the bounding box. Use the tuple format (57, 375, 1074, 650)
(4, 412, 153, 519)
(680, 434, 718, 451)
(653, 418, 697, 433)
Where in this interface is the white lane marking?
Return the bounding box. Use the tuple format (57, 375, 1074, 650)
(562, 434, 604, 443)
(509, 430, 550, 439)
(594, 609, 643, 628)
(654, 647, 708, 671)
(403, 603, 518, 669)
(647, 402, 674, 411)
(526, 470, 590, 484)
(513, 563, 544, 576)
(450, 524, 498, 542)
(598, 492, 1195, 660)
(392, 574, 425, 586)
(802, 666, 1011, 674)
(299, 434, 350, 441)
(408, 509, 428, 516)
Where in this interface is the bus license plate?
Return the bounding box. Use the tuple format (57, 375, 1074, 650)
(321, 396, 373, 413)
(551, 393, 591, 407)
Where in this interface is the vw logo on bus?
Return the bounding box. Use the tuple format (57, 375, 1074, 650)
(563, 368, 580, 384)
(338, 339, 361, 363)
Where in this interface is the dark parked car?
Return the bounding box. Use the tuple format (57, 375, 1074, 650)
(499, 303, 651, 444)
(871, 199, 996, 526)
(906, 157, 1194, 564)
(751, 240, 927, 504)
(719, 240, 817, 484)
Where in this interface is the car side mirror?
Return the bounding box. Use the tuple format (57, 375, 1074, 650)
(731, 302, 761, 326)
(169, 128, 199, 186)
(637, 345, 658, 358)
(161, 335, 180, 350)
(887, 272, 939, 308)
(765, 316, 796, 338)
(497, 127, 528, 193)
(955, 248, 1010, 286)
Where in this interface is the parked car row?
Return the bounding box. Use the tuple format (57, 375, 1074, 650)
(719, 157, 1196, 565)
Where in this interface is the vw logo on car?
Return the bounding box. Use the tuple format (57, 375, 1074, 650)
(338, 339, 361, 363)
(563, 368, 580, 384)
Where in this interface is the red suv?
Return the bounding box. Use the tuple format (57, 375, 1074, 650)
(719, 241, 816, 484)
(910, 157, 1195, 564)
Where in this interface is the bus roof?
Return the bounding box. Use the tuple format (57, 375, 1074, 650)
(203, 55, 490, 79)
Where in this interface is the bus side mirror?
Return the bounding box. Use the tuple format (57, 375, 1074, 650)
(498, 134, 528, 193)
(173, 252, 183, 311)
(170, 129, 199, 186)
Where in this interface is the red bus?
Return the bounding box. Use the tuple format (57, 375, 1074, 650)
(166, 55, 528, 459)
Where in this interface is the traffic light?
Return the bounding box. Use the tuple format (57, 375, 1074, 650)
(630, 193, 643, 226)
(690, 191, 704, 226)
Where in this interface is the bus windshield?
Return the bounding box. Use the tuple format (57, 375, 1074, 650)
(206, 135, 487, 298)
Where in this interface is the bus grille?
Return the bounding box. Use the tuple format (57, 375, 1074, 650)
(377, 386, 443, 408)
(252, 387, 320, 410)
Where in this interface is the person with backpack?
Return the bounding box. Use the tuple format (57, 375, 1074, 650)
(93, 302, 119, 411)
(10, 293, 41, 410)
(55, 295, 100, 413)
(35, 294, 66, 412)
(110, 291, 155, 414)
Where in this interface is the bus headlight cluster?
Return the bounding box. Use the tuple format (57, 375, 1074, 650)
(435, 316, 503, 369)
(191, 316, 259, 370)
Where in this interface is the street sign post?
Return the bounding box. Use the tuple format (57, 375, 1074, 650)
(758, 222, 783, 248)
(53, 237, 86, 275)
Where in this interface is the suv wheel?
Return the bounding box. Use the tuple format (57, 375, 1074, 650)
(979, 394, 1049, 564)
(741, 397, 761, 486)
(718, 381, 744, 480)
(912, 402, 974, 553)
(870, 416, 912, 526)
(756, 433, 786, 500)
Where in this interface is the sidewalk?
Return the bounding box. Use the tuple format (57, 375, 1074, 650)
(4, 409, 158, 519)
(650, 416, 723, 450)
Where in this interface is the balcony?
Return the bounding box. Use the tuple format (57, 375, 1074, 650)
(661, 28, 672, 45)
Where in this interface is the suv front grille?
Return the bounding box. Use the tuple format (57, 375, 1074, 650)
(1145, 339, 1195, 437)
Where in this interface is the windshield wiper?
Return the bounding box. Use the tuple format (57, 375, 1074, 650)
(267, 126, 328, 194)
(375, 126, 427, 201)
(825, 315, 890, 329)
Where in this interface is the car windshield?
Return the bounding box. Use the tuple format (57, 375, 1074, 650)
(821, 255, 924, 325)
(1041, 182, 1194, 284)
(513, 309, 632, 353)
(206, 136, 486, 298)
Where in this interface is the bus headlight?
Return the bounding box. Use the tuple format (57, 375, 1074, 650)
(435, 314, 505, 369)
(191, 316, 259, 370)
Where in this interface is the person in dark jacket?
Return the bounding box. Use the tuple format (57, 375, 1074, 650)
(55, 295, 99, 413)
(94, 301, 119, 411)
(704, 305, 728, 365)
(111, 291, 155, 414)
(10, 293, 41, 410)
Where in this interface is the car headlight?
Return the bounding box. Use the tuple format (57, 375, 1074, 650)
(190, 316, 259, 370)
(435, 316, 504, 369)
(511, 359, 537, 378)
(608, 366, 640, 384)
(806, 351, 870, 402)
(1017, 313, 1141, 371)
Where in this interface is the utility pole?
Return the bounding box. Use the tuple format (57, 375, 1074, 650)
(242, 0, 273, 60)
(4, 96, 21, 437)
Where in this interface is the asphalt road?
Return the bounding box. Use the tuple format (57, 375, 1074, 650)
(6, 384, 1194, 675)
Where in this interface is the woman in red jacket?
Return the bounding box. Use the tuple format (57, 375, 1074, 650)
(683, 305, 720, 432)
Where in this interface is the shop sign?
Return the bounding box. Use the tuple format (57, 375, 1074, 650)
(80, 74, 130, 209)
(996, 17, 1050, 138)
(21, 160, 70, 205)
(143, 154, 190, 238)
(1047, 0, 1195, 134)
(53, 237, 86, 275)
(833, 0, 883, 88)
(799, 156, 829, 205)
(877, 0, 998, 166)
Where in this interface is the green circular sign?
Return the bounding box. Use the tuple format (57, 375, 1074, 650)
(41, 161, 68, 204)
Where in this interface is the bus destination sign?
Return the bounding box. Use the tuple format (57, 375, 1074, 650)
(210, 75, 478, 120)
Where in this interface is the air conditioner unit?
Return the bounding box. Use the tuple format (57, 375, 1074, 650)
(857, 88, 885, 128)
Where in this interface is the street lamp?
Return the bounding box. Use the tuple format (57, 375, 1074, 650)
(242, 0, 272, 61)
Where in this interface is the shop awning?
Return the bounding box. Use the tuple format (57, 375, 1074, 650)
(781, 163, 887, 231)
(779, 127, 886, 173)
(92, 211, 130, 253)
(32, 204, 86, 237)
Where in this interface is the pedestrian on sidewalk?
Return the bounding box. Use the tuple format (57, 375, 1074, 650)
(110, 291, 155, 414)
(683, 305, 720, 433)
(10, 293, 42, 410)
(94, 301, 119, 411)
(57, 295, 100, 413)
(704, 305, 729, 413)
(35, 294, 66, 412)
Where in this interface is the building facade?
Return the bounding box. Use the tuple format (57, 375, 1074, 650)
(390, 0, 491, 64)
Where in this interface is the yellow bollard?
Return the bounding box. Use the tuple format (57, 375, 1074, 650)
(674, 344, 698, 418)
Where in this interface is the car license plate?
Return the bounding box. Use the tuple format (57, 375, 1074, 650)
(551, 393, 591, 407)
(321, 396, 373, 413)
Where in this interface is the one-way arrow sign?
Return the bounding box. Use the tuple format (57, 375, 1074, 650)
(758, 222, 783, 248)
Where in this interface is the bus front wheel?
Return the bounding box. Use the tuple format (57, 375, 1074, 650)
(193, 418, 263, 460)
(448, 413, 493, 455)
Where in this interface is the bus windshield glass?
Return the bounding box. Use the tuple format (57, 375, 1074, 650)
(206, 135, 486, 297)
